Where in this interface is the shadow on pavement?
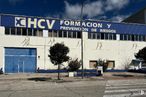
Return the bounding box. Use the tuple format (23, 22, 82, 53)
(28, 77, 52, 81)
(27, 77, 74, 83)
(112, 74, 134, 77)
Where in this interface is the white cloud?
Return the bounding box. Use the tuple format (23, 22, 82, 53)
(105, 0, 129, 11)
(63, 0, 130, 20)
(64, 1, 82, 19)
(64, 1, 104, 19)
(83, 1, 103, 18)
(110, 15, 130, 22)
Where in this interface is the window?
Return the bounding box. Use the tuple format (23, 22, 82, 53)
(131, 35, 134, 41)
(109, 34, 113, 40)
(58, 30, 63, 37)
(22, 28, 27, 36)
(107, 61, 115, 70)
(144, 36, 146, 41)
(27, 28, 33, 36)
(68, 31, 72, 38)
(63, 31, 67, 37)
(48, 30, 52, 37)
(139, 35, 142, 41)
(97, 33, 101, 39)
(124, 34, 128, 40)
(104, 33, 108, 40)
(119, 34, 146, 42)
(120, 34, 129, 41)
(88, 32, 117, 40)
(134, 35, 138, 41)
(127, 35, 131, 40)
(73, 31, 77, 38)
(11, 28, 16, 35)
(34, 29, 43, 37)
(90, 33, 93, 39)
(4, 27, 146, 42)
(120, 34, 124, 40)
(113, 34, 116, 40)
(93, 33, 97, 39)
(101, 33, 104, 39)
(77, 31, 81, 38)
(89, 60, 97, 69)
(53, 30, 58, 37)
(88, 33, 91, 39)
(32, 29, 37, 36)
(34, 29, 38, 36)
(138, 35, 145, 41)
(5, 28, 10, 35)
(143, 36, 146, 41)
(16, 28, 22, 35)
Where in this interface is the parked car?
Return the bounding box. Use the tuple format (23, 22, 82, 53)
(128, 59, 146, 71)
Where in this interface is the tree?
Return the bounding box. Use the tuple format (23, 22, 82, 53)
(49, 43, 69, 80)
(68, 58, 81, 72)
(135, 47, 146, 61)
(95, 59, 108, 72)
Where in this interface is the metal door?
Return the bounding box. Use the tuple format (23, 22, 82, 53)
(5, 48, 36, 73)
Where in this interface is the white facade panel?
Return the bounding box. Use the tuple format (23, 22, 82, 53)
(0, 25, 146, 72)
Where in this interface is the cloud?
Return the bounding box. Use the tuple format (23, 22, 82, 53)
(105, 0, 129, 11)
(84, 1, 103, 18)
(110, 14, 130, 22)
(64, 1, 104, 19)
(64, 1, 82, 19)
(63, 0, 130, 21)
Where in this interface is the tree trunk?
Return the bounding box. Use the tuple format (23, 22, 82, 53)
(58, 64, 60, 80)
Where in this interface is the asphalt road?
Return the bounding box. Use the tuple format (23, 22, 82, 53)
(0, 79, 106, 97)
(0, 73, 146, 97)
(103, 79, 146, 97)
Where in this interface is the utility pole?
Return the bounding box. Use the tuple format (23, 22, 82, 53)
(81, 2, 84, 79)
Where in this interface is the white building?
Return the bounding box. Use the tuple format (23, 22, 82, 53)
(0, 14, 146, 73)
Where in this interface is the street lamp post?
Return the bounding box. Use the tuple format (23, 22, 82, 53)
(80, 2, 84, 79)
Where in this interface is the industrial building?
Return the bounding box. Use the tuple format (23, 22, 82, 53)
(0, 14, 146, 73)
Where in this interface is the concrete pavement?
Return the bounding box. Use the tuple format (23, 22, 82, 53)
(103, 79, 146, 97)
(0, 72, 145, 97)
(0, 78, 106, 97)
(103, 72, 146, 80)
(0, 71, 145, 81)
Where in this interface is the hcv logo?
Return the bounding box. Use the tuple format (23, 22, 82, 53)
(15, 17, 26, 27)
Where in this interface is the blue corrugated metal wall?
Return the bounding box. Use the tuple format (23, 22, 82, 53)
(5, 48, 37, 73)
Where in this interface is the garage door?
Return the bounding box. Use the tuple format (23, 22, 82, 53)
(5, 48, 36, 73)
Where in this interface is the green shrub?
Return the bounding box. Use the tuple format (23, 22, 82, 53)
(96, 59, 108, 72)
(68, 59, 81, 72)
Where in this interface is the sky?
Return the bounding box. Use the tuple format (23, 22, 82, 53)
(0, 0, 146, 22)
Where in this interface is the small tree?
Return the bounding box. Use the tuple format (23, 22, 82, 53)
(68, 59, 81, 72)
(135, 47, 146, 61)
(95, 59, 107, 72)
(49, 43, 69, 80)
